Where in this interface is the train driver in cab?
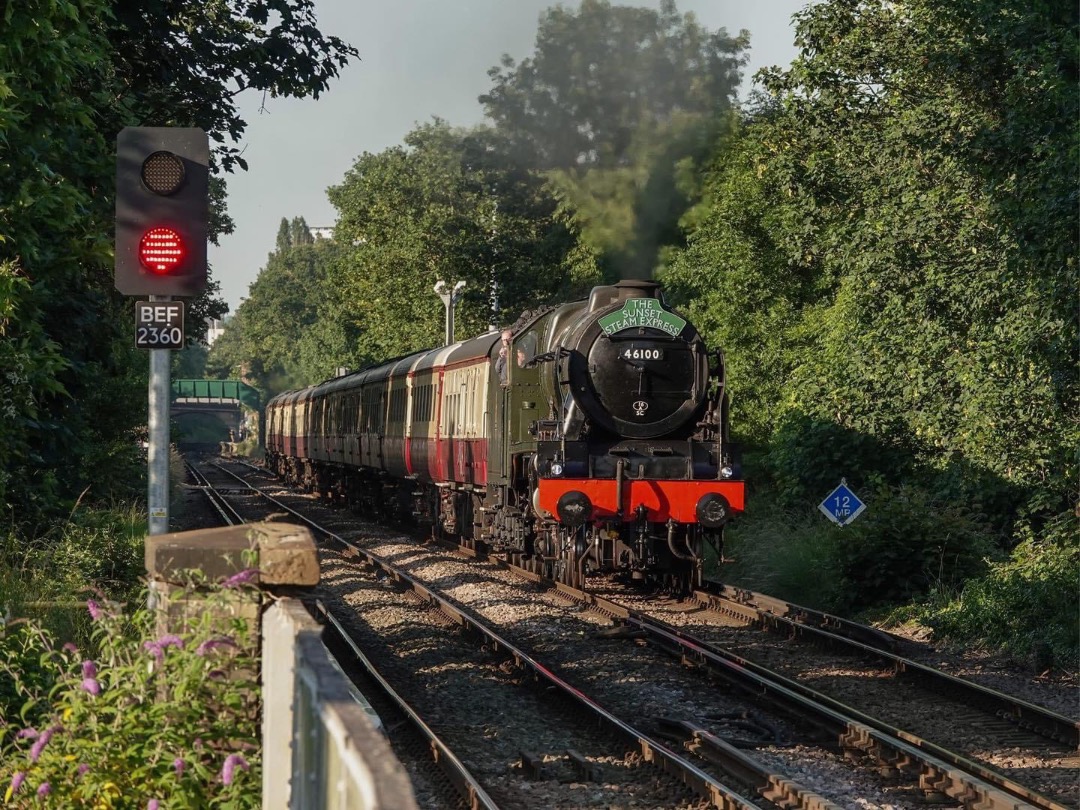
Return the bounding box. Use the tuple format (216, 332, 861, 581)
(495, 328, 512, 385)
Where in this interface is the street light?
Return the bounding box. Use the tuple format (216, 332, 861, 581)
(434, 279, 466, 344)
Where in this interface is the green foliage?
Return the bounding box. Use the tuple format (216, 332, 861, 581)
(0, 0, 356, 530)
(672, 0, 1077, 656)
(721, 483, 999, 614)
(719, 503, 847, 610)
(762, 413, 917, 507)
(918, 523, 1079, 664)
(327, 121, 583, 363)
(1, 507, 147, 612)
(0, 267, 70, 515)
(751, 0, 1078, 530)
(830, 485, 999, 609)
(481, 0, 747, 170)
(207, 229, 352, 393)
(0, 581, 261, 808)
(173, 342, 210, 380)
(106, 1, 357, 173)
(661, 127, 820, 446)
(483, 0, 747, 278)
(668, 0, 1077, 547)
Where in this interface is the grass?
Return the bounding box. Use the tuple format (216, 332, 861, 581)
(716, 500, 847, 611)
(716, 491, 1078, 669)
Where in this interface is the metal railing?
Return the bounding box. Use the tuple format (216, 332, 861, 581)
(261, 599, 418, 810)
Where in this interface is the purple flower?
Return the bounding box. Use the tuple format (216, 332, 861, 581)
(81, 677, 102, 696)
(62, 642, 78, 655)
(29, 726, 59, 763)
(147, 800, 160, 810)
(221, 753, 249, 786)
(144, 634, 184, 663)
(77, 763, 90, 777)
(16, 728, 39, 740)
(81, 660, 97, 679)
(222, 568, 259, 588)
(173, 757, 185, 777)
(9, 772, 25, 794)
(86, 599, 103, 621)
(196, 637, 238, 656)
(36, 782, 50, 798)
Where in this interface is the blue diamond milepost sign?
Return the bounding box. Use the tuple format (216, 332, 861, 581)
(819, 480, 866, 527)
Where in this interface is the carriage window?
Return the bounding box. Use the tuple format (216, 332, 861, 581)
(414, 384, 433, 422)
(390, 388, 406, 423)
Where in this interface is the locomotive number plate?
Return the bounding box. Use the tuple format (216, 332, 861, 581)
(619, 347, 664, 361)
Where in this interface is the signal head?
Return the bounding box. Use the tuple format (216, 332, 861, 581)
(115, 127, 209, 297)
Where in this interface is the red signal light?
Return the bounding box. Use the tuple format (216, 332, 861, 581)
(138, 227, 185, 273)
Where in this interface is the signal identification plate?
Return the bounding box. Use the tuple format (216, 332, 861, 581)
(135, 300, 185, 350)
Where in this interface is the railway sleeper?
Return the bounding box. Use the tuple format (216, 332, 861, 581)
(659, 719, 838, 810)
(917, 767, 980, 805)
(565, 748, 595, 781)
(518, 750, 546, 780)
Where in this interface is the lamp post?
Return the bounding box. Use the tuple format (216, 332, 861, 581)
(434, 279, 466, 344)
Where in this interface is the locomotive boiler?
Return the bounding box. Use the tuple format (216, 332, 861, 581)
(264, 279, 744, 591)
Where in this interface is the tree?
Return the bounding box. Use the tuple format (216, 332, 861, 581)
(763, 0, 1077, 527)
(481, 0, 746, 169)
(207, 234, 344, 393)
(327, 121, 585, 362)
(669, 0, 1077, 538)
(0, 0, 357, 525)
(481, 0, 748, 279)
(662, 123, 814, 448)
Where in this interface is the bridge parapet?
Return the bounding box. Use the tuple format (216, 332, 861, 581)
(144, 523, 415, 809)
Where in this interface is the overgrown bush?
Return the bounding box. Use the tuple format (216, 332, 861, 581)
(0, 575, 261, 808)
(832, 485, 999, 610)
(1, 506, 146, 616)
(720, 484, 1000, 616)
(762, 414, 918, 509)
(917, 518, 1079, 666)
(719, 501, 847, 611)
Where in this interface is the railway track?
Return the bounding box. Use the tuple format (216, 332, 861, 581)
(184, 454, 1080, 809)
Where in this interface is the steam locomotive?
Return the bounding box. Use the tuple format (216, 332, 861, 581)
(264, 279, 744, 591)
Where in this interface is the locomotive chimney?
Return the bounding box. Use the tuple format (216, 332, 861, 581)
(587, 279, 661, 312)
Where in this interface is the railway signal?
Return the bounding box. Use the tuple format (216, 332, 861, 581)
(115, 127, 209, 296)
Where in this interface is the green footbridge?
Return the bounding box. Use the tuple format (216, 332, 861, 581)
(171, 379, 263, 447)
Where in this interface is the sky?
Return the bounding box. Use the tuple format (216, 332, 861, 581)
(208, 0, 809, 313)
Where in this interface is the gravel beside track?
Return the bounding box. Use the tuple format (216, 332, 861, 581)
(175, 455, 1080, 809)
(606, 590, 1080, 808)
(319, 544, 711, 809)
(309, 530, 943, 807)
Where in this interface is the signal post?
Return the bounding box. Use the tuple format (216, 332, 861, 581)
(115, 127, 210, 535)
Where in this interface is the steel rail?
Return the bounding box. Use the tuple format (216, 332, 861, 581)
(694, 587, 1079, 749)
(313, 601, 500, 810)
(699, 584, 905, 651)
(545, 581, 1065, 810)
(204, 474, 773, 809)
(184, 461, 245, 526)
(218, 461, 1067, 809)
